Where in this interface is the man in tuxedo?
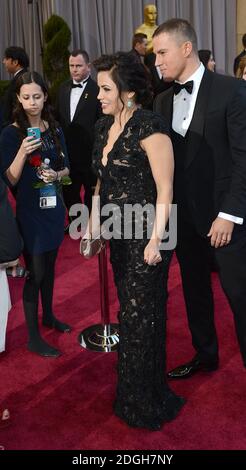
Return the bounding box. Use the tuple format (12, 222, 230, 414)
(1, 46, 29, 131)
(153, 18, 246, 378)
(56, 49, 101, 227)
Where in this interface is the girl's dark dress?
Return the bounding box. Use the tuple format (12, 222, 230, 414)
(0, 125, 69, 254)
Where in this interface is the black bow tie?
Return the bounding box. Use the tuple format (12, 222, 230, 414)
(72, 78, 89, 89)
(173, 80, 194, 95)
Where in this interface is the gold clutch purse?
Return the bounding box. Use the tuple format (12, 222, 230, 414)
(80, 236, 105, 259)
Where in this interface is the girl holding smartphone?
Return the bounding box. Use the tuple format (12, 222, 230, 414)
(0, 72, 71, 357)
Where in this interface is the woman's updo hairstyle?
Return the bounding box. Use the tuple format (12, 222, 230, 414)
(93, 52, 153, 107)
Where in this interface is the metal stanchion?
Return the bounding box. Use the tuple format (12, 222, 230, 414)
(78, 244, 119, 352)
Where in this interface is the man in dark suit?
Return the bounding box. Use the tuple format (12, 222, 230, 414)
(153, 19, 246, 378)
(233, 33, 246, 75)
(144, 51, 173, 97)
(1, 46, 29, 131)
(128, 33, 148, 64)
(56, 49, 101, 227)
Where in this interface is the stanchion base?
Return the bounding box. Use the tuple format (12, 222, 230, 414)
(78, 323, 119, 352)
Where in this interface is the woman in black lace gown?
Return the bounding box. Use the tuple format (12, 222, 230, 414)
(91, 53, 185, 430)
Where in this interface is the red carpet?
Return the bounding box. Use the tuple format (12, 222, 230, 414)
(1, 234, 246, 450)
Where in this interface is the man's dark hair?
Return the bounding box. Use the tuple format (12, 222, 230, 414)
(70, 49, 90, 63)
(4, 46, 29, 68)
(132, 33, 147, 49)
(153, 18, 198, 54)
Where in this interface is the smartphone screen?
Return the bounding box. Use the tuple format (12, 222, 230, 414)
(27, 127, 41, 140)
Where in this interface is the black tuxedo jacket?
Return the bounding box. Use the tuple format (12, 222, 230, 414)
(154, 70, 246, 234)
(1, 68, 28, 130)
(56, 77, 101, 171)
(144, 52, 173, 96)
(128, 48, 142, 64)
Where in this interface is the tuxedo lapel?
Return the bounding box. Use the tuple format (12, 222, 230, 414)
(159, 88, 173, 126)
(185, 70, 214, 169)
(64, 81, 72, 123)
(72, 79, 93, 121)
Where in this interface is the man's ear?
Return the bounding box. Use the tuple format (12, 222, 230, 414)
(183, 41, 193, 57)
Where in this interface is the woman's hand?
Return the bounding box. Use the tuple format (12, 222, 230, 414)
(144, 239, 162, 266)
(0, 258, 19, 269)
(21, 136, 41, 156)
(6, 136, 42, 186)
(40, 168, 58, 183)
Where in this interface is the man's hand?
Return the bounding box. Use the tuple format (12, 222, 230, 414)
(207, 218, 234, 248)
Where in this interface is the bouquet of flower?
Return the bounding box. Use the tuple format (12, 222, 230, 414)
(29, 154, 71, 188)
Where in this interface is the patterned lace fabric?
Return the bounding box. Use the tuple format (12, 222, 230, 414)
(92, 109, 185, 430)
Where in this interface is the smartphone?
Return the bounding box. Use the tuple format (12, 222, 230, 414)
(27, 127, 41, 140)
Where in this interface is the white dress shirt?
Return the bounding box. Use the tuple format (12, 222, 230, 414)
(70, 76, 90, 121)
(172, 63, 205, 137)
(172, 63, 243, 225)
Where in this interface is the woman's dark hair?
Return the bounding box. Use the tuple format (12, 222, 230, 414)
(93, 52, 153, 108)
(198, 49, 211, 68)
(13, 71, 62, 162)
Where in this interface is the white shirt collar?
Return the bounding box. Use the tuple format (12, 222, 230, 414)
(175, 63, 205, 91)
(72, 75, 90, 86)
(14, 68, 24, 77)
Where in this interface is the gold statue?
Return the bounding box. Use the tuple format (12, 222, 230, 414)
(135, 4, 158, 54)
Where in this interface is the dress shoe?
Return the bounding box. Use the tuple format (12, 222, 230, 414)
(42, 317, 71, 333)
(167, 357, 218, 379)
(28, 339, 61, 357)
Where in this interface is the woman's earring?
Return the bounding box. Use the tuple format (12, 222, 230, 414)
(127, 99, 133, 108)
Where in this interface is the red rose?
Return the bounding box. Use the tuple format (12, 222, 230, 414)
(29, 155, 42, 167)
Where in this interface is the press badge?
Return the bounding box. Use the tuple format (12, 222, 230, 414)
(39, 184, 57, 209)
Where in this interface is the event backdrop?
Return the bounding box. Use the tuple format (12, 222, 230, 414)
(0, 0, 236, 80)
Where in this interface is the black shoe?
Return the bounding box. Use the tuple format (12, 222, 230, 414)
(28, 338, 61, 357)
(167, 356, 218, 379)
(42, 317, 71, 333)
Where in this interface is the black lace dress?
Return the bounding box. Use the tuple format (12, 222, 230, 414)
(92, 109, 185, 430)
